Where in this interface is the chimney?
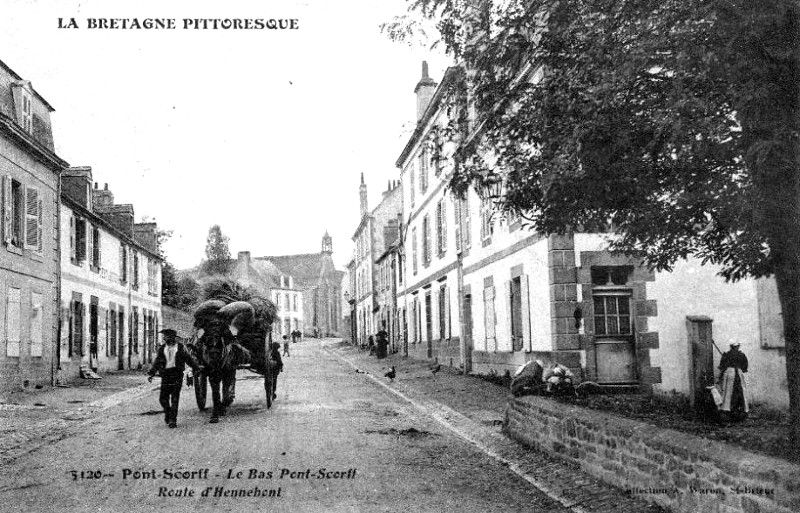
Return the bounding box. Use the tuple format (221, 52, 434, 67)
(238, 251, 251, 266)
(133, 222, 159, 253)
(414, 61, 437, 123)
(359, 172, 368, 215)
(95, 204, 134, 238)
(92, 182, 115, 208)
(384, 219, 399, 247)
(62, 167, 93, 209)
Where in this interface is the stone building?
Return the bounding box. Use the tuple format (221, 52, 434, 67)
(59, 173, 162, 377)
(0, 58, 68, 391)
(351, 175, 403, 346)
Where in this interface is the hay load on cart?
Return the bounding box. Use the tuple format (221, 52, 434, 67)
(189, 278, 280, 411)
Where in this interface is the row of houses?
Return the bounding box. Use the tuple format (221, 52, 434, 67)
(344, 62, 789, 409)
(1, 58, 163, 391)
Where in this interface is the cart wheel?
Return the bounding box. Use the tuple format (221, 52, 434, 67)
(194, 371, 208, 411)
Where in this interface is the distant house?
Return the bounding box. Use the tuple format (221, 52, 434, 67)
(0, 58, 68, 391)
(181, 233, 343, 339)
(231, 251, 303, 339)
(59, 173, 162, 377)
(256, 233, 344, 338)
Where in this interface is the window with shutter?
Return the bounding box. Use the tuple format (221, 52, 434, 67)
(24, 187, 39, 250)
(87, 223, 93, 267)
(90, 226, 100, 269)
(6, 287, 21, 357)
(120, 244, 128, 284)
(132, 252, 139, 290)
(36, 198, 42, 253)
(409, 166, 416, 206)
(30, 292, 43, 357)
(412, 227, 418, 275)
(454, 197, 462, 252)
(6, 179, 24, 248)
(75, 218, 87, 262)
(422, 214, 431, 265)
(484, 286, 496, 350)
(463, 195, 472, 249)
(419, 148, 429, 194)
(69, 216, 76, 263)
(436, 201, 443, 256)
(21, 92, 32, 133)
(2, 176, 11, 245)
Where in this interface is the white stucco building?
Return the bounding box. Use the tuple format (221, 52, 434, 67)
(390, 62, 789, 409)
(59, 169, 162, 376)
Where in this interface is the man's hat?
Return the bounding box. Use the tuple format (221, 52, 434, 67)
(160, 328, 178, 337)
(729, 339, 741, 348)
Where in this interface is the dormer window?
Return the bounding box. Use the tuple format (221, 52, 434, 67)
(21, 91, 32, 133)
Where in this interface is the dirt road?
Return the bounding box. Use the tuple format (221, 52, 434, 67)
(0, 339, 572, 513)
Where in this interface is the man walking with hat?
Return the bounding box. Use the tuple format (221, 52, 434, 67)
(148, 329, 202, 428)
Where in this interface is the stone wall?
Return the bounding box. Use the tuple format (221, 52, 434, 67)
(506, 395, 799, 513)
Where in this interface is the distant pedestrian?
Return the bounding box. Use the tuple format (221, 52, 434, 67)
(376, 324, 389, 359)
(282, 335, 290, 357)
(368, 335, 375, 356)
(719, 341, 749, 421)
(148, 329, 201, 428)
(268, 342, 284, 400)
(291, 330, 299, 343)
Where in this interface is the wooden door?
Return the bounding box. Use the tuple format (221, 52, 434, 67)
(686, 316, 714, 407)
(593, 293, 637, 383)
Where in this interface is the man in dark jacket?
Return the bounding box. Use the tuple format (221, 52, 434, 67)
(148, 329, 201, 428)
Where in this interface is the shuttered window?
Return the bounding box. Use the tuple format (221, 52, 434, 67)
(120, 244, 128, 284)
(454, 196, 462, 253)
(419, 148, 429, 194)
(6, 287, 21, 357)
(463, 195, 471, 249)
(3, 177, 25, 248)
(409, 166, 416, 206)
(91, 225, 101, 268)
(23, 187, 42, 253)
(75, 218, 87, 263)
(422, 214, 431, 265)
(412, 227, 418, 275)
(484, 286, 496, 351)
(30, 292, 43, 357)
(132, 252, 139, 290)
(436, 199, 447, 257)
(21, 92, 32, 133)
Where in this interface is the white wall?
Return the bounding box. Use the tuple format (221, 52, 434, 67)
(573, 233, 787, 408)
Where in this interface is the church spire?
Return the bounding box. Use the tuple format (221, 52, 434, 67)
(322, 231, 332, 254)
(359, 172, 368, 215)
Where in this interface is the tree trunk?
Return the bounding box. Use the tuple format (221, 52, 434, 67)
(773, 263, 800, 461)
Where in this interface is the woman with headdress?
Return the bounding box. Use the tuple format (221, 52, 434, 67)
(718, 340, 749, 421)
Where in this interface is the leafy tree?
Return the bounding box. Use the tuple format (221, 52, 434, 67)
(161, 261, 181, 308)
(203, 225, 232, 276)
(389, 0, 800, 457)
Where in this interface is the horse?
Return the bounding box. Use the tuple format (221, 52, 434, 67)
(197, 321, 250, 423)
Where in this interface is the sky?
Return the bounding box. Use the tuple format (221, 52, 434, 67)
(1, 0, 449, 270)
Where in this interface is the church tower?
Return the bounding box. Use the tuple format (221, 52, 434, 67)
(322, 231, 333, 254)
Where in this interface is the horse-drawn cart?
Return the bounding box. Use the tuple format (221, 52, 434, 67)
(190, 333, 280, 410)
(187, 293, 280, 419)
